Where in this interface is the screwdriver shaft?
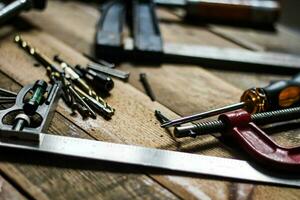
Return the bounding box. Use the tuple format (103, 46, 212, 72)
(161, 102, 245, 127)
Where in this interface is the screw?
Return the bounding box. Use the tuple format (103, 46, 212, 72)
(155, 110, 170, 124)
(174, 107, 300, 138)
(140, 73, 156, 101)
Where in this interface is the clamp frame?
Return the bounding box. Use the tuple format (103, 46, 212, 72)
(219, 109, 300, 172)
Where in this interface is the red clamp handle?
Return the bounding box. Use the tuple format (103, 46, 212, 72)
(219, 109, 300, 172)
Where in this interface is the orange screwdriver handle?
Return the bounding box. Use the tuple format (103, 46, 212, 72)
(185, 0, 280, 26)
(219, 109, 300, 172)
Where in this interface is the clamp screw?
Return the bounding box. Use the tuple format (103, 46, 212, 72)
(174, 107, 300, 138)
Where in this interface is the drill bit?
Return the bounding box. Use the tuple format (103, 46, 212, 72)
(14, 35, 115, 118)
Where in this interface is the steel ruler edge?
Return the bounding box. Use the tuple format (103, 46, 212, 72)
(0, 133, 299, 187)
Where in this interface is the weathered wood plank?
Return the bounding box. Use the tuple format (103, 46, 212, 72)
(0, 1, 296, 198)
(0, 175, 27, 200)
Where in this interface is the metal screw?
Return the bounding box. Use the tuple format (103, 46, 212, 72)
(155, 110, 170, 124)
(174, 107, 300, 138)
(140, 73, 156, 101)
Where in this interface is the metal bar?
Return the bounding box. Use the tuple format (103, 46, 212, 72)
(88, 62, 130, 81)
(163, 43, 300, 74)
(0, 132, 299, 187)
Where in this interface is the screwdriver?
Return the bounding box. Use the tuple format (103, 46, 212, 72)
(161, 73, 300, 128)
(155, 0, 280, 26)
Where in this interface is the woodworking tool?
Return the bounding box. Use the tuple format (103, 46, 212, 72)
(14, 35, 115, 119)
(139, 73, 156, 101)
(75, 65, 114, 94)
(155, 0, 280, 27)
(0, 0, 47, 25)
(174, 108, 300, 171)
(1, 83, 300, 187)
(61, 77, 97, 119)
(0, 80, 61, 139)
(0, 88, 17, 97)
(0, 97, 16, 104)
(0, 128, 300, 187)
(87, 62, 130, 81)
(54, 55, 114, 94)
(96, 0, 300, 73)
(162, 73, 300, 127)
(154, 110, 170, 124)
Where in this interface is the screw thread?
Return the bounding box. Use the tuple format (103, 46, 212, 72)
(175, 107, 300, 138)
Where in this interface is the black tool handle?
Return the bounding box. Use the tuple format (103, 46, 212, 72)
(263, 73, 300, 110)
(75, 65, 114, 93)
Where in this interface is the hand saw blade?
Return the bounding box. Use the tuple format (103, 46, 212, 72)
(0, 133, 299, 187)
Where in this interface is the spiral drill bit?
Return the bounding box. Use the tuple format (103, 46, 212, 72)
(14, 35, 115, 118)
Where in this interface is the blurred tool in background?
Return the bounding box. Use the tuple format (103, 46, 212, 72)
(95, 0, 300, 74)
(155, 0, 281, 28)
(0, 0, 47, 25)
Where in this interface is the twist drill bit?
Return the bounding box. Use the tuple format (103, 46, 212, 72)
(14, 35, 115, 118)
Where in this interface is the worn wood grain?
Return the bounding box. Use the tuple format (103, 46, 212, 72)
(0, 175, 27, 200)
(0, 0, 297, 199)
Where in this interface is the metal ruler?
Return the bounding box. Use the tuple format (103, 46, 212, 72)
(1, 132, 300, 188)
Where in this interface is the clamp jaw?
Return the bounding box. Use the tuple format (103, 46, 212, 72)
(0, 81, 61, 145)
(219, 109, 300, 172)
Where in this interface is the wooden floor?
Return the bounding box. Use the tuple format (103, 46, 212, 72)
(0, 0, 300, 199)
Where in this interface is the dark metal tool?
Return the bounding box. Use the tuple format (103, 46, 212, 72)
(75, 65, 114, 94)
(0, 97, 16, 104)
(139, 73, 156, 101)
(154, 110, 170, 124)
(155, 0, 280, 27)
(96, 0, 300, 74)
(162, 73, 300, 127)
(87, 62, 130, 81)
(0, 0, 47, 25)
(174, 108, 300, 171)
(96, 0, 163, 63)
(0, 80, 61, 141)
(14, 35, 115, 119)
(54, 55, 114, 93)
(0, 88, 17, 97)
